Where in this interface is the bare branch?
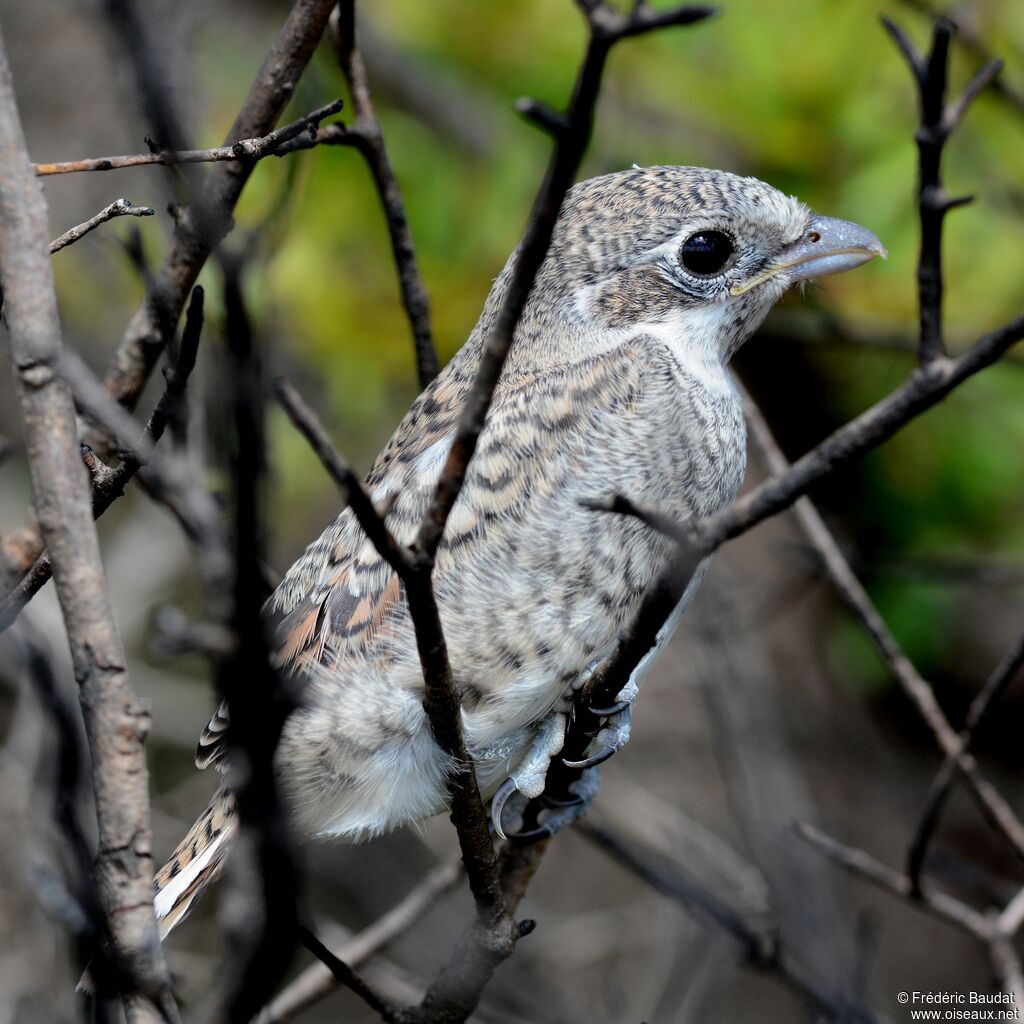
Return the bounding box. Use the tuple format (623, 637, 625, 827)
(620, 2, 716, 37)
(578, 818, 882, 1023)
(578, 819, 775, 961)
(206, 257, 298, 1023)
(48, 198, 154, 253)
(273, 376, 511, 990)
(880, 15, 924, 80)
(895, 0, 1024, 115)
(906, 625, 1024, 887)
(0, 286, 206, 633)
(56, 347, 232, 604)
(698, 314, 1024, 553)
(989, 932, 1024, 1009)
(97, 0, 339, 422)
(740, 392, 1024, 878)
(882, 17, 1001, 366)
(413, 1, 715, 562)
(802, 822, 1024, 1005)
(298, 927, 398, 1019)
(945, 58, 1004, 133)
(260, 860, 462, 1022)
(273, 378, 411, 577)
(579, 493, 693, 547)
(514, 97, 570, 137)
(31, 99, 344, 176)
(910, 16, 953, 366)
(329, 2, 438, 388)
(150, 606, 235, 660)
(997, 886, 1024, 938)
(797, 823, 993, 941)
(0, 22, 175, 1021)
(100, 0, 193, 160)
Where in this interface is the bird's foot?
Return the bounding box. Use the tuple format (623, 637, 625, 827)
(506, 766, 603, 842)
(489, 677, 638, 840)
(490, 711, 566, 839)
(563, 678, 638, 770)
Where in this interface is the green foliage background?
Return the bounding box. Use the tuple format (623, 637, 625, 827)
(56, 0, 1024, 698)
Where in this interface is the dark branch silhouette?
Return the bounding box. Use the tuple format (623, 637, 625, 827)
(329, 2, 439, 388)
(0, 22, 176, 1023)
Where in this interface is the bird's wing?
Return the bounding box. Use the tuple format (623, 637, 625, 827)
(195, 338, 650, 771)
(195, 352, 473, 770)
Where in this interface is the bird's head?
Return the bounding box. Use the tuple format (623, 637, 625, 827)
(510, 165, 885, 364)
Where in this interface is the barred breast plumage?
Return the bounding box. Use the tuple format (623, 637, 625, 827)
(155, 164, 884, 931)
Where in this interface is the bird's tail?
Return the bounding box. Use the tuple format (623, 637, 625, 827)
(153, 788, 237, 938)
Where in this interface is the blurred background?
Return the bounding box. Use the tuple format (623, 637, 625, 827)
(1, 0, 1023, 1021)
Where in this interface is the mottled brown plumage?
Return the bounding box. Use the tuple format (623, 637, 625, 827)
(155, 165, 884, 931)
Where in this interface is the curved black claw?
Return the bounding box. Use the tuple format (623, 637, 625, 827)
(504, 822, 556, 844)
(490, 776, 519, 841)
(588, 699, 629, 717)
(563, 745, 616, 770)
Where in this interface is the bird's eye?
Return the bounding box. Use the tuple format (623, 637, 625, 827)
(678, 231, 734, 276)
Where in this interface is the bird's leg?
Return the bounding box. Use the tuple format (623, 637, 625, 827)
(491, 656, 642, 841)
(564, 591, 691, 771)
(503, 643, 665, 842)
(511, 764, 603, 842)
(564, 677, 639, 770)
(490, 710, 567, 839)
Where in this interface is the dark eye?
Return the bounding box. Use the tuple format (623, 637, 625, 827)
(679, 231, 734, 275)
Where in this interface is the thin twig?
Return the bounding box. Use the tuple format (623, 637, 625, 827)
(150, 606, 235, 660)
(997, 886, 1024, 938)
(207, 257, 298, 1023)
(989, 931, 1024, 1009)
(48, 198, 154, 253)
(895, 0, 1024, 115)
(273, 378, 411, 577)
(578, 819, 882, 1023)
(55, 347, 231, 604)
(797, 823, 993, 941)
(329, 2, 438, 388)
(906, 626, 1024, 887)
(740, 392, 1024, 878)
(881, 16, 1000, 366)
(0, 22, 176, 1022)
(273, 377, 513, 998)
(98, 0, 339, 419)
(578, 820, 774, 961)
(32, 98, 344, 176)
(298, 927, 399, 1020)
(0, 286, 206, 633)
(696, 314, 1024, 553)
(5, 0, 340, 591)
(101, 0, 193, 159)
(578, 493, 693, 547)
(259, 860, 463, 1022)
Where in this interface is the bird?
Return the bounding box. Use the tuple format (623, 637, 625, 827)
(153, 165, 885, 935)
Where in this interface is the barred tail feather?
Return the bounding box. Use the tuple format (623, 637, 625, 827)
(154, 788, 237, 938)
